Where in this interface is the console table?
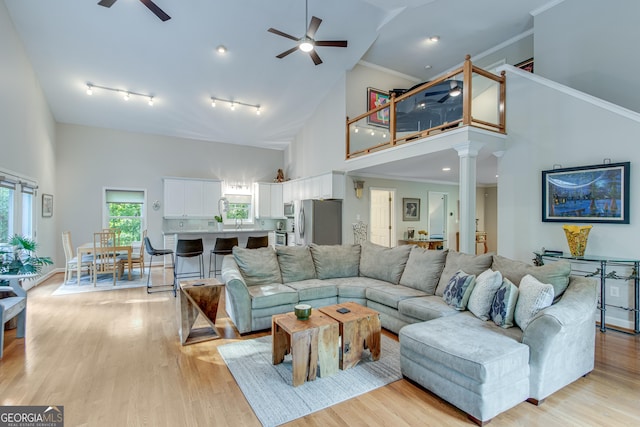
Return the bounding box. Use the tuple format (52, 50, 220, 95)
(534, 252, 639, 334)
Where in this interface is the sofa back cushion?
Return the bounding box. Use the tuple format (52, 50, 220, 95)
(492, 255, 571, 299)
(435, 251, 493, 296)
(359, 241, 412, 285)
(232, 246, 282, 286)
(399, 247, 448, 294)
(276, 246, 316, 283)
(310, 244, 361, 279)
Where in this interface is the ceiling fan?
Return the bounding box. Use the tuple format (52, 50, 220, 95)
(267, 0, 347, 65)
(97, 0, 171, 22)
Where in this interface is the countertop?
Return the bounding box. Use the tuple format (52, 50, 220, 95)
(163, 229, 276, 235)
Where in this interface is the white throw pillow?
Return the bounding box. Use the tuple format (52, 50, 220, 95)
(514, 274, 555, 330)
(468, 269, 503, 320)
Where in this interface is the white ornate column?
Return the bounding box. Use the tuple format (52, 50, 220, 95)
(455, 141, 484, 254)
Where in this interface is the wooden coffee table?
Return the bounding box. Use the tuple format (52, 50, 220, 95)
(318, 302, 381, 370)
(178, 278, 224, 345)
(272, 311, 339, 387)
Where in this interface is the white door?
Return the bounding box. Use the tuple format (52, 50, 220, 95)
(370, 188, 394, 247)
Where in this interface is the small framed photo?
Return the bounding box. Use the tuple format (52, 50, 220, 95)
(403, 198, 420, 221)
(42, 194, 53, 217)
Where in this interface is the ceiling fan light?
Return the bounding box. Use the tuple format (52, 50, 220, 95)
(230, 102, 236, 110)
(211, 98, 216, 108)
(86, 84, 93, 95)
(123, 91, 130, 101)
(216, 45, 227, 54)
(256, 106, 261, 115)
(299, 40, 314, 52)
(449, 86, 462, 97)
(148, 97, 154, 106)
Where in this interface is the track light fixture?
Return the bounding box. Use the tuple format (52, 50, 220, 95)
(210, 97, 262, 115)
(85, 83, 155, 106)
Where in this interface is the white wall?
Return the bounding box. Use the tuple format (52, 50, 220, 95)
(0, 2, 57, 279)
(55, 124, 284, 267)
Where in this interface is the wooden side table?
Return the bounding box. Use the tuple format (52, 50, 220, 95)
(318, 302, 381, 370)
(179, 278, 224, 345)
(272, 312, 339, 387)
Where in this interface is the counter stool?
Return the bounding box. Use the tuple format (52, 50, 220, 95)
(144, 237, 176, 296)
(246, 235, 269, 249)
(175, 238, 205, 282)
(209, 237, 238, 278)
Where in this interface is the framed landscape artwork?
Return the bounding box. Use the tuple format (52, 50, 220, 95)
(403, 198, 420, 221)
(541, 162, 630, 223)
(366, 87, 390, 128)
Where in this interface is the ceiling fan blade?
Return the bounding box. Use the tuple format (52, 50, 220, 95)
(268, 27, 300, 42)
(315, 40, 348, 48)
(139, 0, 171, 21)
(310, 50, 323, 65)
(437, 94, 450, 103)
(97, 0, 117, 7)
(276, 46, 300, 59)
(307, 16, 322, 39)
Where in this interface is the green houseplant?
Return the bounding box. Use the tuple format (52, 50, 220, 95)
(0, 234, 53, 276)
(214, 215, 224, 231)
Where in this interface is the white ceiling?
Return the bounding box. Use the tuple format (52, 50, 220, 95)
(4, 0, 552, 183)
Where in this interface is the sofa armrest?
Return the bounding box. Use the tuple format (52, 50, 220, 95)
(221, 255, 252, 334)
(522, 275, 598, 400)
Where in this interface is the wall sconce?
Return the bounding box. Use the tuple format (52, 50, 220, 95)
(353, 179, 365, 199)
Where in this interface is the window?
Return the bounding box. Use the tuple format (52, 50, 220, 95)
(104, 189, 146, 245)
(223, 194, 253, 225)
(0, 173, 36, 243)
(0, 185, 14, 242)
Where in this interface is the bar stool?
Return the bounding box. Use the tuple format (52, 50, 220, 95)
(175, 238, 205, 282)
(209, 237, 238, 278)
(246, 235, 269, 249)
(144, 237, 176, 296)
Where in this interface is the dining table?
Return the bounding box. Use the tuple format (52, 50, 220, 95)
(76, 242, 133, 283)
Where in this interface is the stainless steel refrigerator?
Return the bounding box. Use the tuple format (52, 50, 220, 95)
(296, 199, 342, 246)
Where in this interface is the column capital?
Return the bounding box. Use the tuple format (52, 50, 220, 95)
(454, 141, 484, 157)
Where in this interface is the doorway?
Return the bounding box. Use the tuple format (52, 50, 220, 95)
(369, 188, 395, 247)
(428, 192, 448, 241)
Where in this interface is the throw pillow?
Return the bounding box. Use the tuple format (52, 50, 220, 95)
(435, 250, 493, 296)
(359, 241, 412, 284)
(309, 244, 360, 279)
(442, 270, 476, 310)
(232, 246, 282, 286)
(490, 278, 519, 328)
(276, 246, 316, 283)
(492, 255, 570, 300)
(399, 247, 448, 294)
(467, 269, 503, 320)
(514, 274, 555, 331)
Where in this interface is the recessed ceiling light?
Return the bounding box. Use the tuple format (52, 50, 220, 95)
(216, 45, 227, 54)
(442, 167, 451, 171)
(428, 35, 440, 42)
(424, 65, 432, 69)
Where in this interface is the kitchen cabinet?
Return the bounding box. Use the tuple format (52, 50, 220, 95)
(255, 183, 284, 218)
(163, 178, 222, 218)
(286, 171, 345, 202)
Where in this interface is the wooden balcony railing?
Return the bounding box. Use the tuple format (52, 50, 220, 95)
(346, 55, 506, 160)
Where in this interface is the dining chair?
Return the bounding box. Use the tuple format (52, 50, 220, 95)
(93, 231, 118, 286)
(62, 231, 93, 283)
(246, 235, 269, 249)
(144, 236, 176, 295)
(118, 230, 146, 279)
(209, 237, 238, 278)
(0, 276, 27, 359)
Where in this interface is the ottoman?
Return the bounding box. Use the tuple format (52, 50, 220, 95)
(399, 313, 530, 425)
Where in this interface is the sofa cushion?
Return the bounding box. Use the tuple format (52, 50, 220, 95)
(514, 274, 555, 330)
(442, 270, 476, 310)
(310, 244, 360, 279)
(492, 255, 571, 299)
(247, 283, 298, 309)
(326, 277, 389, 298)
(398, 296, 460, 321)
(436, 251, 493, 296)
(490, 278, 519, 328)
(359, 241, 412, 284)
(232, 246, 282, 286)
(276, 246, 316, 283)
(399, 247, 448, 294)
(468, 269, 503, 321)
(365, 284, 428, 309)
(284, 278, 338, 301)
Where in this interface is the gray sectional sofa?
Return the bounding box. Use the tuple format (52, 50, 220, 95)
(221, 241, 597, 425)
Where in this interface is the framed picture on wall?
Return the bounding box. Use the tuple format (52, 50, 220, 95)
(403, 198, 420, 221)
(366, 87, 390, 128)
(541, 162, 630, 223)
(42, 194, 53, 217)
(515, 57, 534, 73)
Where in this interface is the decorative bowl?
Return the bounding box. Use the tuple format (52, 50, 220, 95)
(294, 304, 312, 320)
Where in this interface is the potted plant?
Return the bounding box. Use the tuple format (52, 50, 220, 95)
(214, 215, 224, 231)
(0, 234, 53, 276)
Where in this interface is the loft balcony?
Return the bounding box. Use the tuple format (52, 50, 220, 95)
(346, 56, 506, 160)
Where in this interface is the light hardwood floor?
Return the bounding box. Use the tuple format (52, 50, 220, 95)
(1, 269, 639, 427)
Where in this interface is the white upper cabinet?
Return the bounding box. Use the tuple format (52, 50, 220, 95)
(255, 182, 284, 218)
(163, 178, 222, 218)
(284, 171, 345, 202)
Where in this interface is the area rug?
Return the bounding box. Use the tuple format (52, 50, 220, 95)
(218, 334, 401, 427)
(52, 271, 148, 295)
